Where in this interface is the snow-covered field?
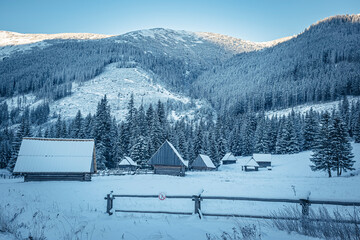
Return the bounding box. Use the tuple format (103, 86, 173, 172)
(1, 144, 360, 239)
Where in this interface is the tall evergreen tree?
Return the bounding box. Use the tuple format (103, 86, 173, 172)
(329, 114, 355, 176)
(310, 111, 333, 177)
(94, 95, 113, 169)
(7, 110, 31, 171)
(303, 108, 319, 150)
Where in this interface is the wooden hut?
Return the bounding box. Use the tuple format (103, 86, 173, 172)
(242, 158, 259, 172)
(148, 140, 188, 176)
(221, 153, 237, 165)
(252, 154, 272, 168)
(118, 156, 138, 171)
(13, 137, 96, 181)
(191, 154, 216, 171)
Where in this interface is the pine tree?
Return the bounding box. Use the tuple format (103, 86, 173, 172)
(329, 114, 355, 176)
(208, 131, 218, 164)
(353, 110, 360, 143)
(7, 111, 31, 171)
(55, 114, 62, 138)
(217, 137, 227, 164)
(310, 112, 333, 177)
(94, 95, 112, 169)
(130, 135, 148, 166)
(241, 115, 256, 156)
(275, 119, 287, 154)
(285, 117, 300, 153)
(254, 118, 266, 153)
(303, 108, 319, 150)
(193, 125, 203, 157)
(71, 110, 83, 138)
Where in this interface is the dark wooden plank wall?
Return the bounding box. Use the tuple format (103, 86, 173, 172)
(149, 141, 184, 166)
(24, 173, 91, 182)
(222, 160, 237, 165)
(191, 155, 207, 168)
(154, 166, 185, 176)
(257, 162, 271, 168)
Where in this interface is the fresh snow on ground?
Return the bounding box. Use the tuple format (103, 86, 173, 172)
(1, 143, 359, 239)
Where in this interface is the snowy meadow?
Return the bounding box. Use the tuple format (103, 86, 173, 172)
(1, 144, 360, 240)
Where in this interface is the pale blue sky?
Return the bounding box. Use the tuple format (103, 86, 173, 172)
(1, 0, 359, 41)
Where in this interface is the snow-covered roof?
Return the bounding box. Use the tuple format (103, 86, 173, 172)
(252, 154, 272, 162)
(245, 158, 260, 167)
(221, 153, 237, 161)
(166, 140, 188, 167)
(13, 138, 96, 173)
(192, 154, 216, 168)
(119, 156, 137, 166)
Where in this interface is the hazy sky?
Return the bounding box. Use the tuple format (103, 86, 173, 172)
(1, 0, 359, 42)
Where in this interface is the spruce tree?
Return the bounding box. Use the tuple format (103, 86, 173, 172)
(310, 111, 333, 177)
(329, 115, 355, 176)
(303, 108, 319, 150)
(7, 111, 31, 171)
(130, 135, 148, 167)
(94, 95, 112, 169)
(71, 110, 83, 138)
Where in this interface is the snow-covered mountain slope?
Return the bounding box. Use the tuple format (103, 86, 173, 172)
(266, 96, 360, 118)
(193, 14, 360, 111)
(0, 30, 111, 46)
(195, 32, 291, 53)
(112, 28, 266, 68)
(4, 63, 209, 122)
(0, 31, 112, 59)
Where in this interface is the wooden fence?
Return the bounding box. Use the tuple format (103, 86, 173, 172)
(104, 192, 360, 223)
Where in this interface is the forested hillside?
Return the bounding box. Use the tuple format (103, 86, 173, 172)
(193, 15, 360, 112)
(1, 15, 360, 173)
(0, 28, 258, 102)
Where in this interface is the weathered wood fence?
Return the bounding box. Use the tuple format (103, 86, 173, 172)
(105, 192, 360, 223)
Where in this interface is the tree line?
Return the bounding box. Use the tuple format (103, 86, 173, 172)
(0, 95, 358, 177)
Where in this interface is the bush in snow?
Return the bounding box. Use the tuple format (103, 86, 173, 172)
(271, 206, 360, 240)
(206, 223, 262, 240)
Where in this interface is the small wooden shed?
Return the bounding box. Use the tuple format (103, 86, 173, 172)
(118, 156, 138, 171)
(13, 137, 96, 181)
(191, 154, 216, 171)
(221, 153, 237, 165)
(242, 158, 259, 172)
(252, 154, 272, 168)
(148, 140, 188, 176)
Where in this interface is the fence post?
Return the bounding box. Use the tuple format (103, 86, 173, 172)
(192, 195, 203, 219)
(105, 191, 115, 215)
(299, 199, 311, 216)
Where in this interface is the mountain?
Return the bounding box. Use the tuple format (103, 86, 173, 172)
(1, 15, 360, 121)
(0, 28, 266, 121)
(193, 15, 360, 113)
(0, 30, 112, 46)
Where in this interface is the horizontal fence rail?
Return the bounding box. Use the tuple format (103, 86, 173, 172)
(104, 192, 360, 223)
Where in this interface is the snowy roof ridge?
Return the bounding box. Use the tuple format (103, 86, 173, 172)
(13, 138, 96, 173)
(119, 156, 137, 166)
(252, 154, 272, 162)
(245, 158, 260, 167)
(222, 152, 237, 161)
(198, 154, 216, 168)
(23, 137, 94, 142)
(165, 140, 188, 167)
